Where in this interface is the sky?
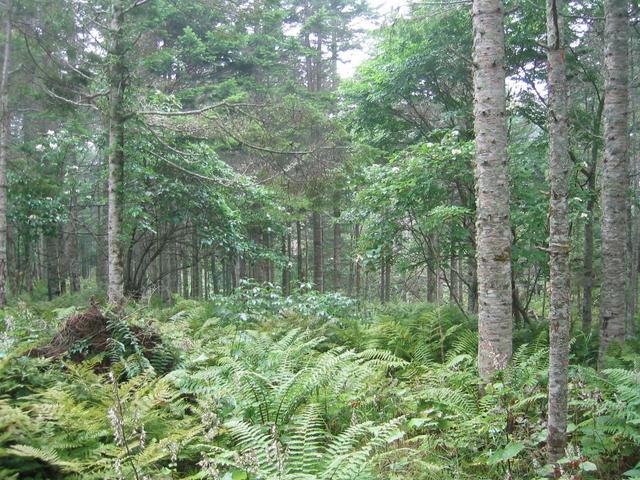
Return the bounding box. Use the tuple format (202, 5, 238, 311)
(337, 0, 409, 78)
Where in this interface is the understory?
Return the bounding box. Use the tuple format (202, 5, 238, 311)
(0, 284, 639, 480)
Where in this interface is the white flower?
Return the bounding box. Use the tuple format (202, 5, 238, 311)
(47, 130, 55, 136)
(581, 212, 588, 219)
(35, 144, 45, 152)
(49, 142, 58, 150)
(451, 148, 462, 155)
(391, 166, 400, 173)
(426, 142, 434, 148)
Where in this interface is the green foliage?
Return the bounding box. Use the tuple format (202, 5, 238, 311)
(0, 294, 637, 479)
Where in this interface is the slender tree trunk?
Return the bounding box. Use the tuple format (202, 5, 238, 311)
(191, 227, 201, 298)
(582, 99, 603, 332)
(67, 195, 81, 292)
(333, 206, 341, 291)
(95, 204, 108, 290)
(282, 231, 291, 295)
(472, 0, 512, 379)
(598, 0, 630, 367)
(0, 4, 12, 306)
(296, 220, 304, 284)
(211, 251, 219, 295)
(46, 234, 61, 300)
(106, 1, 127, 305)
(546, 0, 571, 462)
(57, 224, 67, 294)
(467, 255, 479, 314)
(169, 240, 179, 296)
(312, 210, 323, 292)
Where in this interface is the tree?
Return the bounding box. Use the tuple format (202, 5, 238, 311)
(472, 0, 512, 379)
(0, 0, 12, 307)
(598, 0, 630, 367)
(545, 0, 571, 463)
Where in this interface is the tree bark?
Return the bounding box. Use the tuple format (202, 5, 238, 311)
(191, 226, 201, 298)
(312, 210, 323, 292)
(546, 0, 571, 462)
(45, 234, 61, 300)
(598, 0, 630, 367)
(66, 194, 81, 292)
(296, 220, 304, 284)
(0, 3, 12, 306)
(472, 0, 513, 379)
(106, 1, 127, 305)
(333, 206, 341, 291)
(582, 98, 603, 332)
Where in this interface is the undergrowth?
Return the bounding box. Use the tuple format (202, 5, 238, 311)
(0, 284, 638, 479)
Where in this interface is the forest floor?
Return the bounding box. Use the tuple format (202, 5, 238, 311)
(0, 283, 639, 479)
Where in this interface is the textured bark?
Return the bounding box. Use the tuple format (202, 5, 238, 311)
(546, 0, 571, 462)
(190, 227, 201, 298)
(582, 168, 596, 332)
(598, 0, 630, 367)
(95, 204, 108, 290)
(282, 231, 291, 295)
(467, 255, 479, 314)
(582, 99, 603, 332)
(312, 210, 323, 292)
(211, 251, 219, 295)
(0, 3, 11, 306)
(333, 206, 341, 291)
(181, 252, 190, 298)
(106, 1, 127, 305)
(296, 220, 304, 283)
(169, 240, 179, 294)
(472, 0, 513, 379)
(57, 225, 67, 295)
(45, 234, 61, 300)
(66, 195, 81, 292)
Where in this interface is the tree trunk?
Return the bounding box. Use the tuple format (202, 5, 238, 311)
(598, 0, 630, 367)
(296, 220, 304, 284)
(66, 195, 81, 292)
(45, 234, 61, 300)
(0, 3, 12, 306)
(95, 204, 108, 290)
(312, 210, 323, 292)
(282, 231, 291, 295)
(106, 1, 127, 305)
(546, 0, 571, 462)
(211, 251, 219, 295)
(467, 255, 479, 314)
(191, 227, 201, 298)
(582, 99, 603, 332)
(333, 206, 341, 291)
(472, 0, 513, 379)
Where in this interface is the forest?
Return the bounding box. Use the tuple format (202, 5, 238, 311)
(0, 0, 639, 478)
